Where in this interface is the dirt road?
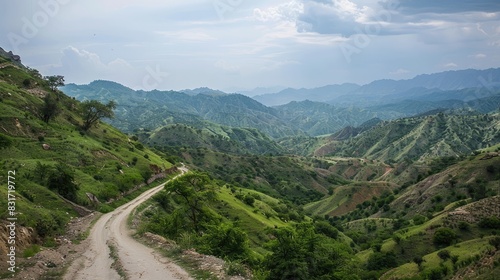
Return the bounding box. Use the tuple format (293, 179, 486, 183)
(64, 166, 191, 280)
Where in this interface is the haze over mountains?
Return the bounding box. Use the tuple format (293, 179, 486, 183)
(252, 68, 500, 106)
(61, 68, 500, 140)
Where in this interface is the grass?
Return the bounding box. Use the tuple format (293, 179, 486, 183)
(107, 241, 128, 279)
(380, 237, 496, 280)
(22, 245, 41, 258)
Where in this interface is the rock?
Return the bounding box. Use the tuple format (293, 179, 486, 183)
(42, 144, 51, 150)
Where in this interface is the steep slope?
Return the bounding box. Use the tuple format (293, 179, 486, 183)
(0, 56, 175, 272)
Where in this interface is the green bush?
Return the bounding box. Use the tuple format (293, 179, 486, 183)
(225, 260, 247, 277)
(413, 214, 426, 225)
(199, 223, 250, 261)
(489, 236, 500, 249)
(0, 133, 13, 149)
(437, 250, 451, 261)
(243, 195, 255, 206)
(47, 164, 79, 201)
(433, 227, 457, 246)
(478, 217, 500, 229)
(366, 252, 397, 271)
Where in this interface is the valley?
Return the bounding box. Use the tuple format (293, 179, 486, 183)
(1, 49, 500, 280)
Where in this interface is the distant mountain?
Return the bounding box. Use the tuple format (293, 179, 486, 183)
(236, 86, 287, 97)
(274, 100, 392, 136)
(254, 83, 360, 106)
(180, 87, 227, 96)
(61, 81, 303, 139)
(252, 68, 500, 107)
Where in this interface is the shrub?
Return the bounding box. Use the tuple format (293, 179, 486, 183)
(314, 221, 339, 239)
(0, 133, 13, 149)
(413, 214, 426, 225)
(413, 256, 424, 269)
(46, 164, 79, 201)
(437, 250, 451, 261)
(199, 223, 250, 261)
(366, 252, 397, 271)
(478, 217, 500, 229)
(458, 221, 470, 231)
(489, 236, 500, 249)
(433, 227, 457, 246)
(225, 260, 247, 277)
(243, 195, 255, 206)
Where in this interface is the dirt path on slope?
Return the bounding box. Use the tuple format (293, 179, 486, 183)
(63, 167, 191, 280)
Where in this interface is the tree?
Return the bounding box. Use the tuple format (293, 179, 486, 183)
(33, 161, 52, 184)
(433, 227, 457, 246)
(366, 252, 397, 271)
(44, 75, 65, 91)
(200, 222, 250, 261)
(413, 256, 425, 270)
(489, 236, 500, 250)
(47, 164, 79, 201)
(80, 100, 116, 131)
(265, 223, 354, 280)
(437, 250, 451, 261)
(0, 133, 13, 149)
(165, 172, 216, 232)
(39, 93, 60, 123)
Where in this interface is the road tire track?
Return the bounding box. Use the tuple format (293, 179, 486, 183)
(64, 166, 191, 280)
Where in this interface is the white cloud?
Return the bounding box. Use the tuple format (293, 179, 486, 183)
(254, 0, 304, 22)
(49, 46, 139, 86)
(443, 62, 458, 68)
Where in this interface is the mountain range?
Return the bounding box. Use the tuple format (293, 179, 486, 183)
(253, 68, 500, 107)
(2, 48, 500, 280)
(61, 69, 500, 151)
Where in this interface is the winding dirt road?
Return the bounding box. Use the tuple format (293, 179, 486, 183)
(64, 166, 191, 280)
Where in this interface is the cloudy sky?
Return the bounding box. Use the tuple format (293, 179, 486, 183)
(1, 0, 500, 92)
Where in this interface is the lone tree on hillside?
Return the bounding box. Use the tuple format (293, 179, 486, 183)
(39, 93, 60, 123)
(44, 75, 65, 91)
(80, 100, 116, 131)
(47, 163, 79, 201)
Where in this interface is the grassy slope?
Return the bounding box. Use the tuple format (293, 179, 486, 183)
(0, 60, 174, 254)
(141, 123, 284, 155)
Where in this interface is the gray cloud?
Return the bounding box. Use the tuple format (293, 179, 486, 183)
(398, 0, 500, 14)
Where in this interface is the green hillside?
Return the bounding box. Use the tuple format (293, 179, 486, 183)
(139, 123, 284, 155)
(316, 112, 500, 162)
(0, 57, 176, 267)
